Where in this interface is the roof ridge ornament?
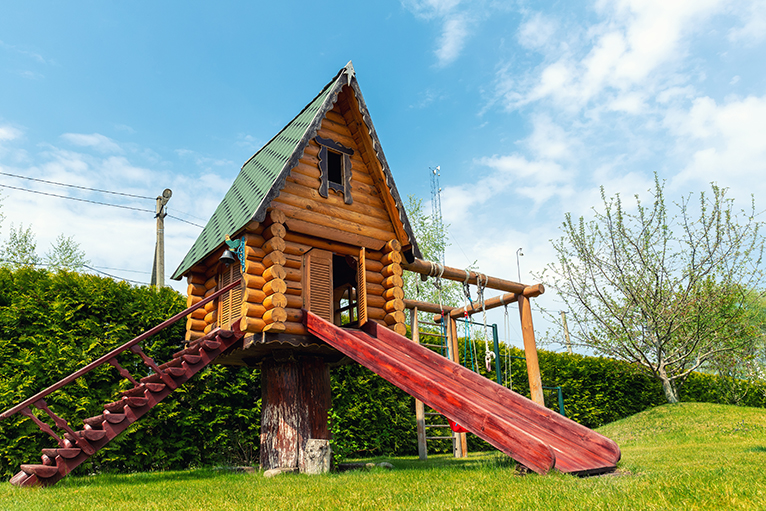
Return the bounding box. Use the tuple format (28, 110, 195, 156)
(344, 60, 355, 86)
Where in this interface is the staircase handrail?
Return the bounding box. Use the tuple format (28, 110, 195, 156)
(0, 278, 242, 421)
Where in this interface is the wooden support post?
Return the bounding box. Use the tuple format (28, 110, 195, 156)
(518, 295, 544, 406)
(411, 308, 427, 461)
(445, 315, 467, 458)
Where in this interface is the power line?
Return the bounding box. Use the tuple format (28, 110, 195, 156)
(0, 183, 155, 213)
(95, 265, 151, 275)
(84, 264, 149, 285)
(167, 215, 204, 229)
(0, 180, 205, 229)
(0, 171, 154, 200)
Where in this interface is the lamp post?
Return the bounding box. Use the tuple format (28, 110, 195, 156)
(515, 248, 524, 283)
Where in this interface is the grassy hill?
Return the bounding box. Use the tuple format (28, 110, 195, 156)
(1, 402, 765, 510)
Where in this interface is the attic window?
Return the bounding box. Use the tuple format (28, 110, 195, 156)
(316, 136, 354, 205)
(327, 150, 343, 187)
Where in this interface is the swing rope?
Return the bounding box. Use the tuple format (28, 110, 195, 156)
(462, 270, 478, 372)
(476, 272, 495, 373)
(504, 303, 513, 390)
(428, 261, 449, 358)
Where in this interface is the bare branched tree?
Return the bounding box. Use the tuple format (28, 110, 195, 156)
(543, 175, 765, 403)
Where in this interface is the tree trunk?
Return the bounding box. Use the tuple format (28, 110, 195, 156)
(660, 374, 679, 404)
(260, 354, 332, 472)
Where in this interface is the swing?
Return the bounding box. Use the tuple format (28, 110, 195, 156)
(447, 418, 469, 433)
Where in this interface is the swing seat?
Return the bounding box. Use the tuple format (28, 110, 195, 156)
(448, 418, 469, 433)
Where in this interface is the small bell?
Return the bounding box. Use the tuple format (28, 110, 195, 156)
(219, 249, 237, 266)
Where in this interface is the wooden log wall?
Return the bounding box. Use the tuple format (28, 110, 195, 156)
(185, 270, 207, 341)
(272, 98, 398, 252)
(239, 210, 288, 334)
(381, 239, 406, 336)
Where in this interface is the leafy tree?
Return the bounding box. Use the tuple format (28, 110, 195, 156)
(44, 234, 90, 272)
(543, 176, 765, 403)
(1, 223, 41, 269)
(402, 196, 461, 318)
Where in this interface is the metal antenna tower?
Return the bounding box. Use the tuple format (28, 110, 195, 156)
(430, 166, 445, 265)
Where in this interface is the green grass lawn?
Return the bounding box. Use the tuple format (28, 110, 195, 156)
(1, 402, 765, 510)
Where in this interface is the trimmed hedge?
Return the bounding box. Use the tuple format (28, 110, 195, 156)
(1, 267, 764, 477)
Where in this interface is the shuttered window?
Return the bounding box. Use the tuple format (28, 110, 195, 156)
(304, 249, 334, 322)
(218, 264, 243, 329)
(357, 247, 367, 327)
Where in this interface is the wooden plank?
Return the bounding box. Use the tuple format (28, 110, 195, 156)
(304, 312, 557, 474)
(362, 320, 621, 472)
(339, 94, 409, 245)
(284, 217, 386, 252)
(284, 235, 361, 258)
(281, 178, 390, 220)
(274, 199, 396, 242)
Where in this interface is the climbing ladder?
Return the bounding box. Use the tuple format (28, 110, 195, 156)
(0, 280, 244, 487)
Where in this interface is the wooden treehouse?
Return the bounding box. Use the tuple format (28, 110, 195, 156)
(1, 63, 619, 487)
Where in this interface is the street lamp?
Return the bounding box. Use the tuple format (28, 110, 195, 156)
(516, 248, 524, 282)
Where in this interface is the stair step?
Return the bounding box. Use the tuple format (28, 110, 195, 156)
(78, 429, 107, 441)
(83, 413, 126, 427)
(122, 383, 166, 397)
(104, 396, 149, 412)
(9, 471, 31, 486)
(159, 357, 182, 369)
(182, 354, 202, 364)
(21, 464, 59, 479)
(140, 373, 164, 384)
(41, 448, 81, 459)
(200, 339, 221, 351)
(165, 366, 186, 377)
(172, 346, 200, 359)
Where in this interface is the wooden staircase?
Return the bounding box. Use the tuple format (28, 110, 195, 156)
(1, 280, 244, 488)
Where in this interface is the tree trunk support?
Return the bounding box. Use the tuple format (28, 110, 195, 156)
(260, 354, 332, 473)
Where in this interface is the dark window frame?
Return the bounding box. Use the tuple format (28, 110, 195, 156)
(316, 136, 354, 205)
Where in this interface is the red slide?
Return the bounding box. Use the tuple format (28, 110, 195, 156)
(304, 311, 620, 475)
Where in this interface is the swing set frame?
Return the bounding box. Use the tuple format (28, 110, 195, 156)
(400, 258, 546, 460)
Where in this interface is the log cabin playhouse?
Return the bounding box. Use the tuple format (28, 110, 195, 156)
(2, 62, 620, 486)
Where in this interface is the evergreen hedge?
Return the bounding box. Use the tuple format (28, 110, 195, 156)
(1, 267, 763, 477)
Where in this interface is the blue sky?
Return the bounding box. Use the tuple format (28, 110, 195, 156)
(0, 1, 764, 347)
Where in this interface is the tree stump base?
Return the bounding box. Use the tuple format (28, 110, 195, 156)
(259, 353, 332, 474)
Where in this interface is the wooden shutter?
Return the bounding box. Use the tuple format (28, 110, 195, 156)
(218, 264, 243, 329)
(357, 247, 367, 327)
(304, 249, 333, 322)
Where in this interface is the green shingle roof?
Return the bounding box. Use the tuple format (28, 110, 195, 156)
(172, 62, 421, 281)
(171, 66, 349, 280)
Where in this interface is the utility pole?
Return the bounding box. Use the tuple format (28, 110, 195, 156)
(561, 311, 573, 354)
(151, 189, 172, 288)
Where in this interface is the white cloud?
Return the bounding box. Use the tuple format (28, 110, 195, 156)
(0, 39, 48, 65)
(0, 125, 22, 142)
(61, 133, 123, 154)
(517, 13, 558, 50)
(402, 0, 483, 66)
(435, 15, 471, 66)
(666, 94, 766, 193)
(176, 148, 235, 170)
(502, 0, 727, 111)
(525, 114, 574, 161)
(728, 1, 766, 45)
